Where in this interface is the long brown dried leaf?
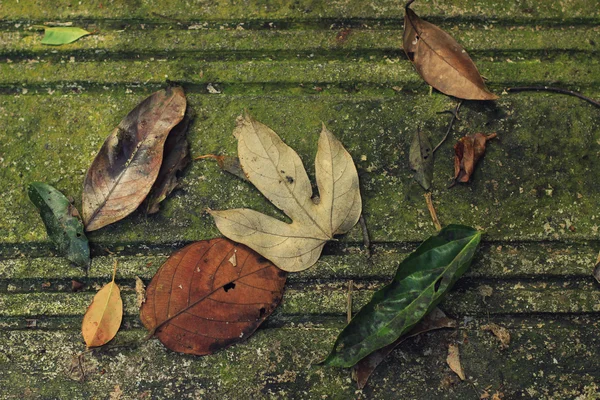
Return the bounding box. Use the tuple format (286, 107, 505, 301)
(403, 3, 498, 100)
(82, 87, 186, 231)
(140, 239, 286, 355)
(145, 114, 191, 214)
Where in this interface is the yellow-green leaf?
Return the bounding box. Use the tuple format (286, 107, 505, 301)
(41, 27, 91, 46)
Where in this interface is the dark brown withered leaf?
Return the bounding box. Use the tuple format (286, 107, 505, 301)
(196, 154, 247, 181)
(82, 87, 187, 231)
(451, 133, 496, 186)
(145, 114, 191, 214)
(140, 238, 286, 355)
(409, 129, 434, 190)
(354, 307, 457, 389)
(403, 2, 498, 100)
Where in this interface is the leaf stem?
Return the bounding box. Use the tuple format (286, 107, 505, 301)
(433, 101, 462, 153)
(506, 86, 600, 108)
(424, 192, 442, 231)
(111, 260, 118, 282)
(405, 0, 416, 10)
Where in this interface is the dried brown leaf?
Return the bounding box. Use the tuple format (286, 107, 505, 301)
(446, 343, 466, 380)
(196, 154, 247, 181)
(82, 87, 187, 231)
(482, 323, 510, 349)
(403, 4, 497, 100)
(145, 114, 191, 214)
(451, 133, 496, 186)
(135, 276, 146, 308)
(140, 239, 286, 355)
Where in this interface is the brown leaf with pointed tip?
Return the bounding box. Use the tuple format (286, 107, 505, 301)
(140, 238, 286, 355)
(82, 87, 187, 231)
(145, 114, 191, 214)
(403, 4, 498, 100)
(354, 307, 457, 389)
(451, 133, 496, 186)
(196, 154, 247, 181)
(447, 343, 466, 380)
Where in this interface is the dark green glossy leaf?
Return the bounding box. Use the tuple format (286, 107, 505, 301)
(41, 27, 91, 45)
(28, 183, 90, 269)
(409, 129, 433, 190)
(323, 225, 481, 367)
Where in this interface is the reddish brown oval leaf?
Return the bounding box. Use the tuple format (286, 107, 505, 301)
(451, 132, 496, 186)
(140, 239, 286, 355)
(82, 87, 187, 231)
(403, 5, 498, 100)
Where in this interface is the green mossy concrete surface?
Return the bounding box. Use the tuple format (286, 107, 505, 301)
(1, 0, 600, 398)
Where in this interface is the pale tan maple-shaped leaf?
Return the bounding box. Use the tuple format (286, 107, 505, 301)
(210, 114, 362, 272)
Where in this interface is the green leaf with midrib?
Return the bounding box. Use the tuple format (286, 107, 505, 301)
(28, 182, 90, 269)
(322, 224, 481, 367)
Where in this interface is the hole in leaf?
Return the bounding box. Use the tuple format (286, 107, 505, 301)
(223, 282, 236, 292)
(76, 233, 82, 237)
(259, 307, 266, 316)
(434, 277, 443, 292)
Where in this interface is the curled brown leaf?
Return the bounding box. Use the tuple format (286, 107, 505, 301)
(451, 133, 496, 186)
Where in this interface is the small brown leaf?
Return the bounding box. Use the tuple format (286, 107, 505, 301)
(135, 276, 146, 308)
(355, 307, 456, 389)
(81, 262, 123, 347)
(482, 323, 510, 349)
(403, 3, 497, 100)
(451, 133, 496, 186)
(82, 87, 187, 231)
(140, 239, 286, 355)
(196, 154, 247, 181)
(71, 280, 85, 292)
(145, 114, 191, 214)
(446, 343, 466, 380)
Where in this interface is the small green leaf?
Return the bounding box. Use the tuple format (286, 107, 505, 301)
(41, 27, 91, 46)
(409, 128, 433, 190)
(28, 183, 90, 269)
(322, 225, 481, 367)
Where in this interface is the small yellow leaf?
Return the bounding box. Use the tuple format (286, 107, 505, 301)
(81, 262, 122, 347)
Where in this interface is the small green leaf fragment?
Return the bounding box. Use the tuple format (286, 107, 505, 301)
(41, 27, 91, 45)
(322, 225, 481, 367)
(28, 183, 90, 269)
(409, 129, 434, 190)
